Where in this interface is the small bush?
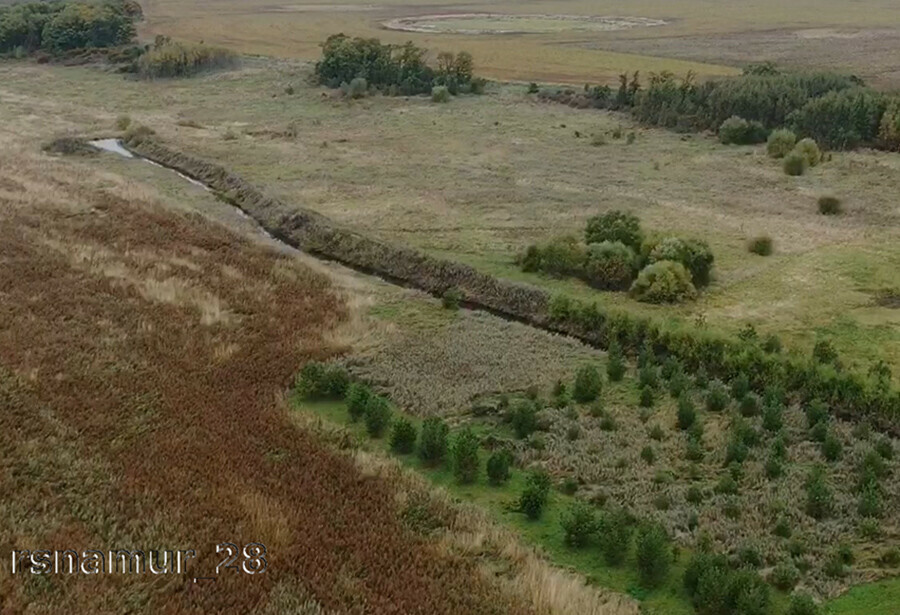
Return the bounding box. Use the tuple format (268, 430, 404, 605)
(599, 508, 633, 565)
(646, 236, 715, 288)
(822, 431, 843, 462)
(390, 417, 417, 454)
(686, 485, 704, 504)
(740, 392, 761, 417)
(510, 399, 538, 439)
(123, 124, 156, 146)
(639, 385, 655, 408)
(858, 481, 884, 518)
(881, 547, 900, 567)
(527, 82, 539, 94)
(639, 364, 659, 389)
(719, 115, 767, 145)
(519, 471, 551, 520)
(138, 40, 237, 79)
(364, 395, 391, 437)
(788, 594, 820, 615)
(345, 382, 371, 421)
(767, 128, 797, 158)
(115, 115, 132, 131)
(441, 286, 463, 310)
(419, 417, 449, 466)
(636, 523, 671, 588)
(630, 261, 697, 304)
(748, 235, 773, 256)
(606, 341, 626, 381)
(715, 474, 739, 496)
(677, 394, 697, 430)
(774, 517, 792, 538)
(297, 361, 349, 399)
(486, 449, 513, 485)
(765, 455, 784, 480)
(783, 152, 808, 176)
(561, 500, 598, 547)
(431, 85, 450, 103)
(705, 380, 729, 412)
(805, 465, 834, 520)
(584, 210, 643, 249)
(521, 235, 587, 277)
(762, 402, 783, 432)
(641, 445, 656, 464)
(770, 561, 800, 591)
(573, 364, 603, 402)
(730, 373, 750, 400)
(817, 195, 842, 215)
(451, 428, 480, 484)
(793, 138, 822, 167)
(875, 436, 894, 460)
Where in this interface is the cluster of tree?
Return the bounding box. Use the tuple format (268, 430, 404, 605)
(546, 292, 899, 430)
(519, 210, 713, 304)
(137, 35, 236, 78)
(0, 0, 139, 55)
(537, 64, 900, 151)
(296, 361, 515, 486)
(314, 34, 484, 96)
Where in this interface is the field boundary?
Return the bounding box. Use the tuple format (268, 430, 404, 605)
(123, 137, 900, 435)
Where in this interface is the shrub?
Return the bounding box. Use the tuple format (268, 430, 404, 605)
(344, 76, 368, 99)
(527, 82, 539, 94)
(123, 124, 155, 146)
(858, 481, 883, 518)
(740, 392, 761, 417)
(879, 99, 900, 151)
(297, 361, 349, 399)
(486, 449, 513, 485)
(419, 417, 449, 465)
(817, 195, 842, 215)
(675, 395, 697, 431)
(812, 339, 839, 365)
(875, 436, 894, 460)
(639, 385, 655, 408)
(719, 115, 767, 145)
(521, 235, 587, 277)
(793, 138, 822, 167)
(345, 382, 371, 421)
(560, 500, 598, 547)
(362, 395, 391, 437)
(510, 399, 538, 439)
(881, 547, 900, 567)
(641, 445, 656, 464)
(583, 241, 636, 289)
(774, 517, 792, 538)
(646, 236, 715, 287)
(573, 364, 603, 402)
(767, 128, 797, 158)
(606, 341, 626, 381)
(821, 431, 842, 462)
(115, 115, 132, 131)
(705, 380, 729, 412)
(599, 508, 633, 565)
(762, 401, 783, 432)
(630, 261, 697, 304)
(441, 286, 463, 310)
(519, 471, 551, 520)
(431, 85, 450, 103)
(584, 210, 643, 249)
(686, 485, 703, 504)
(770, 561, 800, 591)
(636, 523, 671, 588)
(805, 466, 833, 519)
(788, 594, 820, 615)
(639, 364, 659, 389)
(747, 236, 773, 256)
(390, 417, 417, 454)
(783, 152, 807, 176)
(451, 428, 480, 483)
(730, 373, 750, 400)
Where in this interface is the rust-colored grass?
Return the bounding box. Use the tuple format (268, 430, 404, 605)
(0, 154, 530, 614)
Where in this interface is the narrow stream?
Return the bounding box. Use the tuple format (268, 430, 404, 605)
(90, 139, 212, 192)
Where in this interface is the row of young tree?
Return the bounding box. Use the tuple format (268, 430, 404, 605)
(519, 210, 714, 304)
(544, 64, 900, 151)
(0, 0, 139, 55)
(314, 33, 485, 96)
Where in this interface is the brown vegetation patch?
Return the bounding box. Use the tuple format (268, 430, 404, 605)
(0, 157, 532, 614)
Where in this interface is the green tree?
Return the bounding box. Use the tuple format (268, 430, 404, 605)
(451, 427, 480, 484)
(573, 363, 603, 402)
(636, 523, 671, 588)
(419, 417, 449, 466)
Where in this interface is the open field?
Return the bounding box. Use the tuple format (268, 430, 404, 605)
(3, 60, 896, 377)
(134, 0, 900, 86)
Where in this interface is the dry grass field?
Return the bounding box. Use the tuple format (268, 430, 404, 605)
(135, 0, 900, 86)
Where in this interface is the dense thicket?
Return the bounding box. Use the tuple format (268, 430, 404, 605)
(138, 35, 236, 78)
(314, 33, 483, 96)
(541, 64, 900, 151)
(0, 0, 138, 54)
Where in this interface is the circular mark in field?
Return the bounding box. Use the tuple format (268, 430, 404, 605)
(383, 14, 668, 35)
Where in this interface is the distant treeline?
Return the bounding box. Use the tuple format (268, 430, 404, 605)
(0, 0, 139, 55)
(540, 63, 900, 151)
(315, 33, 485, 96)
